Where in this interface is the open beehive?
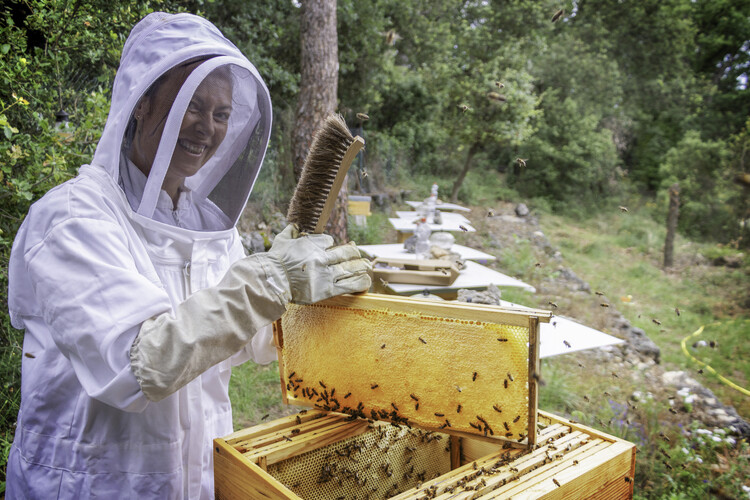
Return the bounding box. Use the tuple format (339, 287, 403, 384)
(214, 293, 636, 499)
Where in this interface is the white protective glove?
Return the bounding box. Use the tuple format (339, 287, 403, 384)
(266, 224, 372, 305)
(130, 224, 371, 402)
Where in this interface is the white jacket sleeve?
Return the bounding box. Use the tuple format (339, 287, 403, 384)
(129, 224, 372, 402)
(23, 217, 172, 412)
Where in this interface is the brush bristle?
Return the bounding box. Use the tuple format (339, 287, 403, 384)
(287, 114, 355, 233)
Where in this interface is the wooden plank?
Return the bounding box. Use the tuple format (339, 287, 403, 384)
(514, 441, 634, 500)
(224, 410, 327, 444)
(317, 293, 552, 328)
(528, 316, 540, 449)
(273, 320, 289, 405)
(450, 435, 462, 469)
(540, 410, 623, 444)
(236, 414, 354, 451)
(426, 433, 599, 500)
(487, 441, 611, 499)
(214, 438, 300, 500)
(245, 419, 371, 466)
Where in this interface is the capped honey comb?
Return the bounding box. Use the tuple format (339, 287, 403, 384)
(275, 294, 550, 445)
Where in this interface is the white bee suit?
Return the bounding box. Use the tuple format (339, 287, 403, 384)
(4, 12, 372, 499)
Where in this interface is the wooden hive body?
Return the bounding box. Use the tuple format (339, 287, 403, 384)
(214, 294, 636, 499)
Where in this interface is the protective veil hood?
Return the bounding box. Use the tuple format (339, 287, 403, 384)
(93, 12, 272, 229)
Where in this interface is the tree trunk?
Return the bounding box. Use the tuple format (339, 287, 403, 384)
(663, 183, 679, 268)
(292, 0, 349, 243)
(451, 142, 480, 203)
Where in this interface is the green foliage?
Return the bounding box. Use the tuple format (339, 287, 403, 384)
(347, 212, 392, 246)
(509, 94, 621, 209)
(658, 130, 738, 243)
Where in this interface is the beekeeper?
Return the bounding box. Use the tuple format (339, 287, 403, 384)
(6, 12, 371, 499)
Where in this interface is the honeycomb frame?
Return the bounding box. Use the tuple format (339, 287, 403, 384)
(274, 293, 550, 448)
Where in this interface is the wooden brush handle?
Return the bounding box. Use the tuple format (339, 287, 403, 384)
(313, 135, 365, 234)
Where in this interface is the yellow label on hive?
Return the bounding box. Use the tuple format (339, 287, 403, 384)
(279, 299, 532, 442)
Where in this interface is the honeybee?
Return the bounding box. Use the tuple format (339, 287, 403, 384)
(675, 307, 681, 316)
(391, 403, 399, 411)
(497, 337, 508, 342)
(361, 169, 369, 179)
(457, 104, 472, 113)
(516, 158, 527, 168)
(513, 415, 520, 423)
(619, 206, 629, 212)
(434, 412, 445, 417)
(495, 81, 504, 88)
(487, 92, 506, 102)
(472, 371, 478, 381)
(504, 379, 508, 389)
(384, 29, 400, 46)
(356, 112, 370, 121)
(459, 225, 469, 232)
(410, 393, 419, 401)
(493, 404, 502, 413)
(548, 301, 558, 308)
(583, 395, 590, 402)
(563, 340, 572, 348)
(418, 337, 427, 344)
(551, 9, 564, 23)
(487, 208, 495, 217)
(600, 303, 610, 308)
(507, 372, 514, 382)
(457, 404, 462, 413)
(652, 318, 661, 325)
(595, 291, 605, 296)
(379, 278, 389, 287)
(344, 392, 351, 399)
(261, 414, 269, 421)
(371, 383, 379, 389)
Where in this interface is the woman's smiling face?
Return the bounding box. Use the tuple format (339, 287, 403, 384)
(130, 62, 233, 196)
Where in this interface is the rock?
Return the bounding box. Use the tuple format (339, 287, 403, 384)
(241, 231, 266, 254)
(661, 371, 750, 437)
(271, 212, 289, 234)
(487, 234, 502, 249)
(457, 284, 502, 305)
(515, 203, 530, 217)
(711, 253, 744, 268)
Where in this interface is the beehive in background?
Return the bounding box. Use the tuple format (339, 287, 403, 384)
(275, 294, 548, 446)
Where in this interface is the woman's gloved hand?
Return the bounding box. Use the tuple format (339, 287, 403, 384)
(130, 224, 372, 402)
(267, 224, 372, 304)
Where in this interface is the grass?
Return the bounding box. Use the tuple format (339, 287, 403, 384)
(538, 208, 750, 418)
(228, 361, 296, 430)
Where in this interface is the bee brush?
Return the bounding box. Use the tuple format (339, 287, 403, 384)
(286, 114, 365, 234)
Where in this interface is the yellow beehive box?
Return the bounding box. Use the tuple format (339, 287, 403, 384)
(214, 294, 636, 498)
(214, 411, 636, 499)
